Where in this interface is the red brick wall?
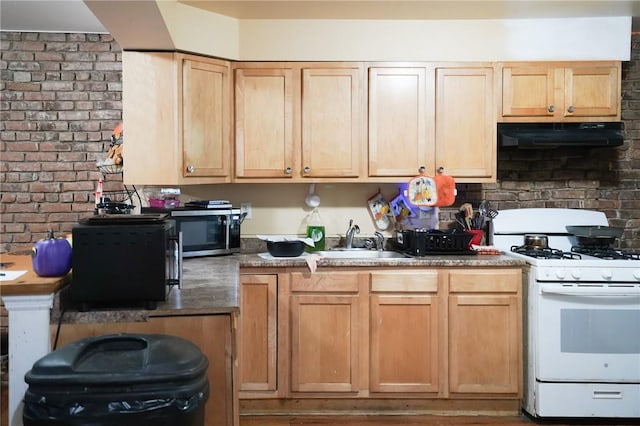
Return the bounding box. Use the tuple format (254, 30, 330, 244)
(1, 32, 639, 251)
(1, 32, 122, 251)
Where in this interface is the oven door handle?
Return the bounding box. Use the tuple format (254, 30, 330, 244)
(541, 284, 640, 297)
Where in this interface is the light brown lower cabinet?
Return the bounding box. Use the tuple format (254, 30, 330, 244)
(447, 269, 522, 396)
(239, 267, 522, 412)
(52, 314, 237, 426)
(369, 270, 441, 394)
(238, 274, 278, 396)
(288, 271, 369, 394)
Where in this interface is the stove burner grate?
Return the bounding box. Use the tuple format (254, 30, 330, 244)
(571, 246, 640, 260)
(511, 245, 581, 260)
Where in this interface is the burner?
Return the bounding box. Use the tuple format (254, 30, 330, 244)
(511, 245, 582, 260)
(571, 245, 640, 260)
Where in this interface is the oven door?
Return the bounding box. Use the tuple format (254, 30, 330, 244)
(536, 282, 640, 383)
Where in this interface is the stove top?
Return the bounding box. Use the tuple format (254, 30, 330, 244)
(511, 245, 581, 260)
(491, 208, 640, 283)
(571, 245, 640, 260)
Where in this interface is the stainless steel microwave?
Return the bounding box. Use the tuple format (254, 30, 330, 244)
(143, 207, 243, 257)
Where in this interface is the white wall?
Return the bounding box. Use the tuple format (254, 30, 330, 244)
(238, 17, 631, 61)
(167, 183, 403, 238)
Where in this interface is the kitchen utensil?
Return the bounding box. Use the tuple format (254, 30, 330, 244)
(460, 203, 473, 230)
(524, 234, 549, 249)
(305, 184, 320, 208)
(267, 240, 306, 257)
(454, 211, 468, 229)
(479, 200, 488, 217)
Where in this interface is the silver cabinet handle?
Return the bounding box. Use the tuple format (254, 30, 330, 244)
(303, 166, 311, 174)
(548, 105, 555, 113)
(567, 105, 575, 113)
(418, 165, 426, 173)
(186, 165, 195, 173)
(284, 167, 292, 175)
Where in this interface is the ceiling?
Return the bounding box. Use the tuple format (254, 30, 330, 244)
(1, 0, 639, 33)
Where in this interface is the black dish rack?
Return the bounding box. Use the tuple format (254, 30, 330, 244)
(397, 229, 476, 256)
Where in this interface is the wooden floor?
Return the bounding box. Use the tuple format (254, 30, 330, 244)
(240, 414, 639, 426)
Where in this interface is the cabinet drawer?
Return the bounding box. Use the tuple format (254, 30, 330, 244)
(291, 272, 360, 292)
(449, 269, 521, 293)
(370, 271, 438, 292)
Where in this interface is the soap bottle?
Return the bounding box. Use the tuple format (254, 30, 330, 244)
(306, 207, 325, 251)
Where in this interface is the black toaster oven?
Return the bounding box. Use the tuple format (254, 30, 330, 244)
(71, 214, 181, 310)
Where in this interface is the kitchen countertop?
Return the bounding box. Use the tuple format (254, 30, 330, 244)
(237, 252, 526, 268)
(53, 251, 526, 324)
(0, 253, 71, 296)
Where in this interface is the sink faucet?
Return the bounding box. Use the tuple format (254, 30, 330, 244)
(374, 232, 385, 251)
(345, 219, 360, 249)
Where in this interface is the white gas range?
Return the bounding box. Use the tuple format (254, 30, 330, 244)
(490, 208, 640, 419)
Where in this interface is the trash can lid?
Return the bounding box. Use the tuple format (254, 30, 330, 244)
(25, 333, 208, 386)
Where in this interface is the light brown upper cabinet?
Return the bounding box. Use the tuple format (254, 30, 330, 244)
(368, 63, 496, 183)
(435, 66, 496, 181)
(234, 63, 365, 181)
(500, 62, 621, 122)
(122, 51, 231, 185)
(368, 67, 434, 177)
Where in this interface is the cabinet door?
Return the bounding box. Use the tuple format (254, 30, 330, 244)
(435, 67, 495, 181)
(368, 67, 433, 177)
(448, 269, 521, 395)
(239, 274, 277, 394)
(235, 68, 295, 178)
(564, 64, 619, 118)
(501, 65, 556, 117)
(289, 272, 365, 394)
(290, 294, 361, 393)
(369, 271, 441, 394)
(182, 58, 230, 178)
(301, 67, 363, 178)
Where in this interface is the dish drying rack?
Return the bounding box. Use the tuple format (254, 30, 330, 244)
(97, 165, 141, 209)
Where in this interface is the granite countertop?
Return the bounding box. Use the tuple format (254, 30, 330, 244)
(54, 251, 526, 324)
(237, 252, 527, 268)
(54, 255, 240, 323)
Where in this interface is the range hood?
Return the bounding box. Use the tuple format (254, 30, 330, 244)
(498, 122, 623, 149)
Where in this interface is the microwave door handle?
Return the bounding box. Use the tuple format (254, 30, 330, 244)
(541, 285, 640, 297)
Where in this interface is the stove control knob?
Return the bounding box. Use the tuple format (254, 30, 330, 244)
(634, 270, 640, 280)
(555, 269, 566, 280)
(570, 269, 581, 280)
(601, 269, 613, 280)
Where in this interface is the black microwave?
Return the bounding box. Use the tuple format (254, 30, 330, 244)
(143, 206, 243, 257)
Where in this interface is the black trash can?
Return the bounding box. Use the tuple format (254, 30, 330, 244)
(23, 333, 209, 426)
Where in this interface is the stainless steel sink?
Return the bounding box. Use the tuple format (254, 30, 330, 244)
(315, 249, 409, 259)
